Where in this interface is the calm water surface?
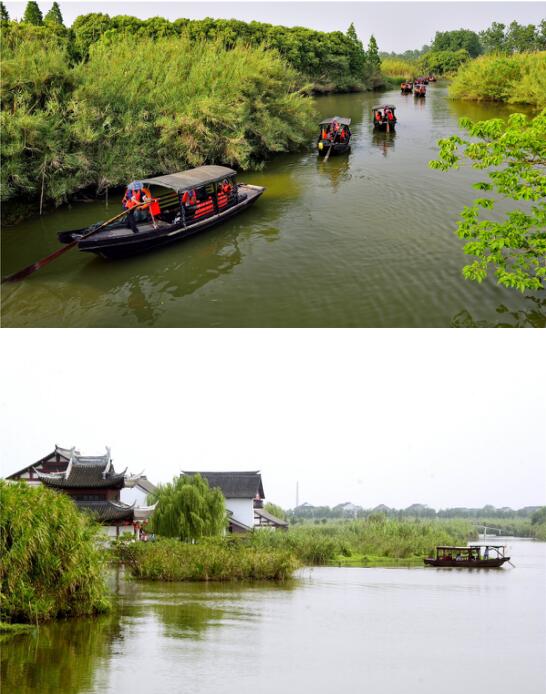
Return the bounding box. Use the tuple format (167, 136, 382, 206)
(2, 539, 545, 694)
(1, 86, 544, 327)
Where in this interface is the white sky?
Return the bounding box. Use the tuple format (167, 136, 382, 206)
(1, 330, 544, 511)
(3, 1, 545, 53)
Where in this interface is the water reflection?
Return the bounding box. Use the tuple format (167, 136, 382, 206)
(371, 129, 397, 157)
(0, 613, 121, 694)
(316, 154, 351, 189)
(451, 296, 546, 328)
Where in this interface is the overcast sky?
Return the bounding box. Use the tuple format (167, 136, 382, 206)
(4, 1, 545, 53)
(1, 330, 544, 511)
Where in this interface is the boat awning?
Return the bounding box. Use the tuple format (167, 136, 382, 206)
(319, 116, 351, 126)
(133, 166, 237, 193)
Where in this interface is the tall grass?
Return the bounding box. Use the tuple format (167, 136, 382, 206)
(381, 57, 416, 78)
(119, 538, 298, 582)
(449, 52, 546, 108)
(249, 518, 476, 563)
(0, 482, 110, 623)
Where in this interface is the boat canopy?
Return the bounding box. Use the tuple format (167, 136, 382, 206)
(130, 165, 237, 193)
(319, 116, 351, 126)
(372, 105, 396, 111)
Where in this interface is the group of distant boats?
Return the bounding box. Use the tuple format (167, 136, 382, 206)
(401, 75, 437, 97)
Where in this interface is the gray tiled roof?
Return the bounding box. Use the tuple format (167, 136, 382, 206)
(181, 471, 264, 499)
(36, 461, 126, 489)
(77, 500, 135, 522)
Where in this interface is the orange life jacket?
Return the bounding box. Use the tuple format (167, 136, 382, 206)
(182, 189, 197, 206)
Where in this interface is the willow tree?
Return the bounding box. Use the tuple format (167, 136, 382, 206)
(152, 474, 226, 542)
(430, 110, 546, 292)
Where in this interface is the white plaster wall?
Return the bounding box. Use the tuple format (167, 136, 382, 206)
(120, 486, 148, 506)
(225, 498, 254, 528)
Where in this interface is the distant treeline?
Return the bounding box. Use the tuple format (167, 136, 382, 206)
(288, 503, 543, 521)
(380, 20, 546, 78)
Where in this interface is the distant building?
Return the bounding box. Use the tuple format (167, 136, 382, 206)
(333, 502, 363, 517)
(5, 445, 156, 537)
(181, 470, 287, 532)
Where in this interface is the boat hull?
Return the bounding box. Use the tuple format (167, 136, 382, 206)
(424, 557, 510, 568)
(373, 122, 397, 130)
(60, 185, 264, 260)
(317, 141, 351, 156)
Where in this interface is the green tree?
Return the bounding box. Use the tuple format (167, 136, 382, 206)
(44, 1, 64, 25)
(531, 507, 546, 525)
(0, 2, 9, 22)
(264, 502, 287, 520)
(506, 21, 539, 53)
(23, 1, 43, 25)
(418, 49, 470, 75)
(480, 22, 507, 53)
(430, 111, 546, 292)
(432, 28, 482, 57)
(367, 34, 381, 70)
(152, 474, 226, 542)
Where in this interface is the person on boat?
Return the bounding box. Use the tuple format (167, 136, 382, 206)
(484, 547, 489, 560)
(221, 179, 232, 196)
(182, 188, 197, 207)
(375, 110, 382, 124)
(124, 188, 144, 233)
(386, 109, 394, 122)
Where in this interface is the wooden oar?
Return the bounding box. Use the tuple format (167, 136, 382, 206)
(1, 198, 159, 284)
(324, 141, 333, 162)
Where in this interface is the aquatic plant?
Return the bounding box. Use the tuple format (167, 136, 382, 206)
(121, 538, 298, 582)
(380, 57, 416, 78)
(0, 482, 110, 623)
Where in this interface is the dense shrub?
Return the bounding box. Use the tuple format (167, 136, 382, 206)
(0, 482, 110, 623)
(449, 52, 546, 107)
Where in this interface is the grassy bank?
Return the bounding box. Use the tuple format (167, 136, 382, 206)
(449, 52, 546, 107)
(0, 482, 110, 624)
(117, 538, 298, 581)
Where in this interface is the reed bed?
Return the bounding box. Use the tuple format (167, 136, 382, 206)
(248, 518, 476, 563)
(381, 57, 416, 78)
(119, 538, 299, 582)
(0, 482, 110, 624)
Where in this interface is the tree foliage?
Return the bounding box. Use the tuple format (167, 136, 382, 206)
(0, 2, 9, 22)
(479, 20, 546, 54)
(418, 49, 470, 75)
(432, 29, 483, 58)
(44, 2, 64, 26)
(0, 481, 110, 623)
(264, 502, 287, 520)
(367, 34, 381, 71)
(22, 1, 43, 25)
(430, 110, 546, 293)
(152, 474, 227, 542)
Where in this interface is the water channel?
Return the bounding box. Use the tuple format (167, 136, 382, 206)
(1, 85, 544, 327)
(1, 539, 545, 694)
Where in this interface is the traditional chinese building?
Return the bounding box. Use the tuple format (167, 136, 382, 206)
(180, 470, 287, 532)
(6, 445, 156, 537)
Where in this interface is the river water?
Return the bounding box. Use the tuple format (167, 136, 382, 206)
(1, 85, 544, 327)
(1, 539, 545, 694)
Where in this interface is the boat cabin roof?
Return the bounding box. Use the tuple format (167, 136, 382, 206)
(372, 105, 396, 111)
(437, 545, 505, 550)
(130, 165, 236, 193)
(319, 116, 351, 126)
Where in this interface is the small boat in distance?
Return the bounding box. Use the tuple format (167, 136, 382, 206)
(424, 545, 511, 568)
(372, 105, 397, 130)
(317, 117, 352, 156)
(58, 166, 265, 260)
(400, 81, 413, 94)
(414, 84, 427, 98)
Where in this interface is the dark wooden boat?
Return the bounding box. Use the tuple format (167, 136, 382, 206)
(414, 84, 427, 98)
(424, 545, 511, 568)
(317, 117, 352, 156)
(400, 81, 413, 93)
(58, 166, 265, 259)
(428, 74, 437, 82)
(372, 105, 397, 130)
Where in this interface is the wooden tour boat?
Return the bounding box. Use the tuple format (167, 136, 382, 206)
(57, 166, 265, 260)
(424, 545, 511, 568)
(427, 74, 437, 82)
(400, 81, 413, 94)
(317, 117, 352, 157)
(414, 84, 427, 98)
(372, 105, 397, 130)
